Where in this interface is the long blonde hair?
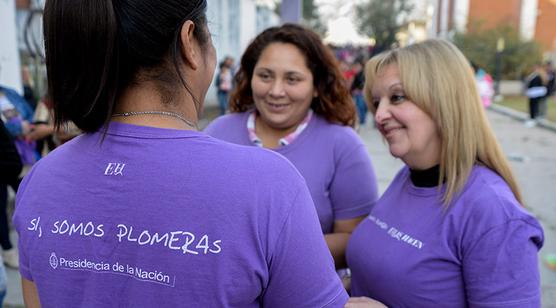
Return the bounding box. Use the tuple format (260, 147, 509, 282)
(364, 39, 523, 205)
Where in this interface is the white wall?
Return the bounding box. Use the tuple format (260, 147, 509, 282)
(206, 0, 273, 106)
(0, 0, 22, 94)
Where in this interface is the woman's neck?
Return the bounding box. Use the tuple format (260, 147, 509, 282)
(254, 114, 300, 149)
(114, 83, 198, 130)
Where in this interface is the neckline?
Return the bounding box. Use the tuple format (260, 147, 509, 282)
(409, 165, 441, 188)
(244, 111, 316, 152)
(102, 121, 204, 139)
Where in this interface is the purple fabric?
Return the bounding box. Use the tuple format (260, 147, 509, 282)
(347, 165, 544, 307)
(14, 139, 37, 165)
(14, 122, 347, 307)
(204, 112, 379, 233)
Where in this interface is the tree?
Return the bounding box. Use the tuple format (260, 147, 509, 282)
(453, 21, 542, 80)
(355, 0, 414, 54)
(302, 0, 325, 36)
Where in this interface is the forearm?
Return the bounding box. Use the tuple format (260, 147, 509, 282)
(22, 278, 41, 308)
(324, 232, 351, 269)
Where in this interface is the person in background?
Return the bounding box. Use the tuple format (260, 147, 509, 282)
(542, 61, 555, 116)
(346, 39, 543, 307)
(351, 59, 367, 126)
(205, 24, 379, 271)
(21, 66, 38, 111)
(27, 95, 81, 155)
(14, 0, 347, 306)
(525, 64, 548, 127)
(0, 118, 23, 305)
(215, 60, 233, 115)
(0, 73, 34, 270)
(471, 62, 494, 108)
(0, 258, 6, 307)
(0, 81, 38, 166)
(1, 117, 23, 272)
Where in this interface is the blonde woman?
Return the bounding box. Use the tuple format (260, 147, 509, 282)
(345, 39, 543, 307)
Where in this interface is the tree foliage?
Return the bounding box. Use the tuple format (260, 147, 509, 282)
(453, 21, 542, 80)
(355, 0, 414, 54)
(302, 0, 325, 36)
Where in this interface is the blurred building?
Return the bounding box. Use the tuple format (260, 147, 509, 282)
(206, 0, 279, 105)
(5, 0, 280, 105)
(0, 0, 23, 93)
(431, 0, 556, 56)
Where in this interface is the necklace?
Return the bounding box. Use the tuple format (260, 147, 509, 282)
(112, 111, 198, 129)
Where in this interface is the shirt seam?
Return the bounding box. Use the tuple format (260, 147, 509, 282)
(467, 294, 539, 306)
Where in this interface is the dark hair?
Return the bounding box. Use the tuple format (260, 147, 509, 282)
(229, 24, 356, 127)
(44, 0, 209, 133)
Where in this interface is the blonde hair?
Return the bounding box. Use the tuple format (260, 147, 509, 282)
(364, 39, 523, 205)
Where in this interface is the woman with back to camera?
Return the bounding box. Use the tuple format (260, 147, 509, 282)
(204, 24, 379, 270)
(13, 1, 348, 307)
(345, 39, 543, 307)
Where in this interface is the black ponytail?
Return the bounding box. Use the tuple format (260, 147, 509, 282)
(44, 0, 209, 133)
(44, 0, 119, 133)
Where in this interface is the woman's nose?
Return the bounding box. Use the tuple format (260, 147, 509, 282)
(374, 100, 390, 124)
(269, 80, 285, 97)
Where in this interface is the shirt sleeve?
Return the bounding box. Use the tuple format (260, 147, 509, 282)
(13, 166, 40, 281)
(463, 219, 543, 307)
(263, 186, 348, 307)
(329, 131, 378, 221)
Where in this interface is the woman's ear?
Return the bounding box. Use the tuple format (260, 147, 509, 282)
(180, 20, 199, 70)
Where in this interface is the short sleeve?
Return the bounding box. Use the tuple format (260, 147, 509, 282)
(329, 134, 378, 221)
(463, 219, 543, 307)
(263, 187, 348, 307)
(13, 165, 40, 281)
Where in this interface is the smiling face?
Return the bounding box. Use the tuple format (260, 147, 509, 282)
(371, 64, 441, 170)
(251, 42, 316, 132)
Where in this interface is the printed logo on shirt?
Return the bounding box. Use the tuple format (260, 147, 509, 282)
(47, 251, 176, 287)
(49, 252, 58, 269)
(367, 215, 425, 250)
(104, 163, 125, 176)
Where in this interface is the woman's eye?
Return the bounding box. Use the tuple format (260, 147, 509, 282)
(287, 77, 300, 84)
(258, 73, 271, 81)
(372, 100, 380, 109)
(391, 95, 406, 103)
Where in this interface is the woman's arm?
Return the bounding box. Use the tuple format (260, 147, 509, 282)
(22, 278, 40, 308)
(325, 215, 366, 268)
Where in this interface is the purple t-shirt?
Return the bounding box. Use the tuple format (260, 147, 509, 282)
(204, 112, 378, 233)
(347, 165, 544, 307)
(14, 122, 347, 307)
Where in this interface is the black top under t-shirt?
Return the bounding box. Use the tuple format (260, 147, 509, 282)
(409, 165, 441, 188)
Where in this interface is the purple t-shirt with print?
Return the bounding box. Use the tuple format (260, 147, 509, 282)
(204, 112, 379, 233)
(347, 165, 544, 307)
(14, 122, 347, 307)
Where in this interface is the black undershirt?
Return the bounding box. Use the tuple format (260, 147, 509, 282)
(409, 165, 441, 188)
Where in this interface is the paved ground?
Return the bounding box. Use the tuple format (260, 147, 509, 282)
(3, 106, 556, 307)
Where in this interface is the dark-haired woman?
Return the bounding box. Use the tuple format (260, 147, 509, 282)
(205, 24, 379, 269)
(13, 1, 347, 306)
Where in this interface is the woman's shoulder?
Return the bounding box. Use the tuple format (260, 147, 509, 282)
(312, 115, 361, 144)
(204, 112, 248, 135)
(454, 166, 541, 232)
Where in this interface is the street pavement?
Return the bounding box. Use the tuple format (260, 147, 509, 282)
(3, 106, 556, 307)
